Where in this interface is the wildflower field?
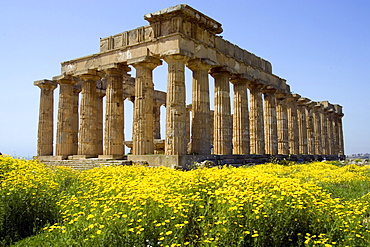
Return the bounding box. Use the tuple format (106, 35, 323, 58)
(1, 156, 370, 246)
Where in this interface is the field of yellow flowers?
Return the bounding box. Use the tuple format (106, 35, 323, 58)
(1, 155, 370, 246)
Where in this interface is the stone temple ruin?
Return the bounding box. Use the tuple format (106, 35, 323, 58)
(34, 4, 345, 168)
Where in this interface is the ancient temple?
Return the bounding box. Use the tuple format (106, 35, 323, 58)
(34, 5, 345, 167)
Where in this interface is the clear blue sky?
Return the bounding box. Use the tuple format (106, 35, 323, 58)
(1, 0, 369, 157)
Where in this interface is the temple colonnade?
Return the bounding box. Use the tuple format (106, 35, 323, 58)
(34, 4, 344, 161)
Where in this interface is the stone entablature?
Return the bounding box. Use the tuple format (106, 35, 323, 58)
(35, 4, 345, 162)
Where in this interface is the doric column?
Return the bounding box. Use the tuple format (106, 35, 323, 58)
(153, 101, 162, 139)
(77, 70, 101, 157)
(320, 106, 329, 155)
(297, 97, 309, 154)
(332, 110, 339, 156)
(186, 105, 191, 152)
(96, 88, 105, 156)
(163, 54, 189, 155)
(287, 94, 300, 154)
(248, 82, 265, 154)
(313, 103, 323, 155)
(210, 67, 232, 155)
(230, 75, 250, 154)
(327, 109, 334, 155)
(34, 80, 57, 156)
(210, 110, 214, 152)
(187, 59, 214, 155)
(263, 87, 278, 155)
(276, 93, 289, 155)
(130, 56, 162, 155)
(72, 83, 81, 155)
(53, 74, 77, 157)
(334, 105, 345, 156)
(305, 101, 316, 155)
(103, 65, 128, 157)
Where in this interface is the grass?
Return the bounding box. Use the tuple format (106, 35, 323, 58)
(1, 155, 370, 246)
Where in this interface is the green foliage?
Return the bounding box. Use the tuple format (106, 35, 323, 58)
(0, 156, 77, 246)
(1, 157, 370, 246)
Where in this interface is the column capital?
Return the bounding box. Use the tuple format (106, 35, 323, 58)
(99, 63, 131, 72)
(128, 56, 162, 70)
(73, 82, 82, 93)
(103, 64, 131, 77)
(163, 54, 190, 64)
(262, 86, 277, 95)
(34, 79, 58, 90)
(76, 69, 101, 82)
(53, 74, 79, 85)
(297, 97, 310, 106)
(292, 93, 301, 100)
(304, 101, 316, 108)
(313, 102, 323, 110)
(230, 74, 251, 85)
(209, 66, 234, 78)
(186, 58, 216, 71)
(276, 91, 289, 100)
(247, 80, 264, 90)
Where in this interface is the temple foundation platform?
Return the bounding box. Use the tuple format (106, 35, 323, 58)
(35, 154, 345, 170)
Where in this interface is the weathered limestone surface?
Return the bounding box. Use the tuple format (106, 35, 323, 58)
(72, 84, 81, 155)
(96, 89, 105, 155)
(77, 70, 101, 157)
(276, 92, 289, 155)
(187, 59, 215, 155)
(211, 67, 232, 155)
(53, 75, 77, 157)
(334, 105, 345, 156)
(297, 97, 309, 154)
(313, 103, 323, 155)
(320, 106, 329, 155)
(287, 94, 300, 155)
(164, 54, 189, 155)
(263, 88, 278, 155)
(153, 102, 162, 140)
(305, 101, 315, 155)
(248, 82, 265, 154)
(103, 65, 127, 157)
(130, 56, 162, 155)
(230, 75, 250, 154)
(35, 80, 57, 156)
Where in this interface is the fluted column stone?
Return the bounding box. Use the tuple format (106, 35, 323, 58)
(54, 75, 78, 157)
(305, 102, 316, 155)
(72, 83, 81, 155)
(96, 89, 105, 155)
(327, 109, 334, 155)
(297, 97, 309, 154)
(131, 56, 162, 155)
(164, 54, 189, 155)
(187, 59, 214, 155)
(276, 93, 289, 155)
(263, 88, 278, 155)
(248, 82, 265, 154)
(287, 94, 300, 154)
(313, 103, 323, 155)
(230, 75, 250, 154)
(320, 106, 329, 155)
(77, 70, 101, 157)
(334, 105, 345, 156)
(102, 65, 128, 157)
(210, 110, 214, 152)
(34, 80, 57, 156)
(153, 101, 162, 139)
(186, 105, 191, 153)
(210, 67, 232, 155)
